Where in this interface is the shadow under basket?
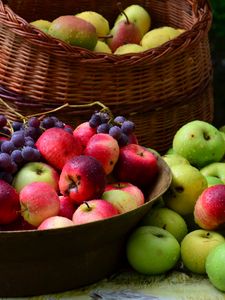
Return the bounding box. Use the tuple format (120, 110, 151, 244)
(0, 0, 213, 153)
(0, 157, 171, 297)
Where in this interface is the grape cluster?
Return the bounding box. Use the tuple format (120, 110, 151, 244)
(0, 114, 72, 184)
(88, 111, 135, 146)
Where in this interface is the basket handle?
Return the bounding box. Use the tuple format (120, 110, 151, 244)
(191, 0, 211, 17)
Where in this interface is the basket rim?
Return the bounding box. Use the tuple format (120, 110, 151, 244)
(0, 0, 212, 64)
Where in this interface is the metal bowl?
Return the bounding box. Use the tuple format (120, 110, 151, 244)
(0, 156, 171, 297)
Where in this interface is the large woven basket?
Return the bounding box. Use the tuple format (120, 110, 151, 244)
(0, 0, 213, 153)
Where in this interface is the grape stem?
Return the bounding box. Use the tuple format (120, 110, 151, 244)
(0, 97, 112, 122)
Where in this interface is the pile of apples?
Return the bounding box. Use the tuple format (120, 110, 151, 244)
(0, 110, 159, 231)
(30, 3, 185, 55)
(126, 120, 225, 294)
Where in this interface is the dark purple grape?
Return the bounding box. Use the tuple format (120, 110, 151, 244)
(22, 146, 41, 161)
(98, 112, 110, 124)
(11, 149, 24, 164)
(89, 114, 102, 128)
(97, 123, 111, 134)
(109, 126, 122, 140)
(0, 152, 12, 169)
(118, 133, 129, 147)
(0, 115, 7, 128)
(114, 116, 126, 125)
(121, 120, 135, 135)
(5, 160, 18, 174)
(27, 117, 41, 128)
(41, 117, 55, 129)
(11, 132, 25, 147)
(24, 136, 35, 147)
(24, 126, 40, 140)
(50, 116, 59, 123)
(12, 121, 23, 131)
(55, 120, 64, 128)
(1, 140, 16, 154)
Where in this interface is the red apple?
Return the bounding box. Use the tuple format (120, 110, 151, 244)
(19, 182, 60, 227)
(73, 121, 96, 151)
(194, 184, 225, 230)
(128, 133, 138, 145)
(38, 216, 74, 230)
(36, 127, 82, 170)
(59, 155, 106, 205)
(114, 144, 159, 188)
(0, 215, 35, 231)
(58, 195, 76, 219)
(105, 182, 145, 206)
(84, 133, 120, 175)
(0, 179, 20, 224)
(72, 199, 119, 225)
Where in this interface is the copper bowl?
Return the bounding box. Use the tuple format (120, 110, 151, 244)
(0, 156, 171, 297)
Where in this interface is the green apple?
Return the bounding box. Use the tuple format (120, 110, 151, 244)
(114, 43, 144, 55)
(163, 164, 208, 215)
(141, 26, 181, 50)
(181, 229, 224, 274)
(165, 147, 176, 154)
(94, 40, 112, 53)
(76, 11, 110, 37)
(115, 4, 151, 37)
(205, 175, 224, 187)
(12, 162, 59, 193)
(140, 207, 188, 243)
(206, 243, 225, 291)
(102, 190, 137, 213)
(162, 153, 190, 168)
(126, 226, 180, 275)
(172, 120, 225, 168)
(30, 19, 51, 33)
(200, 162, 225, 184)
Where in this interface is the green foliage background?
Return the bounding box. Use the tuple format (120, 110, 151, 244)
(210, 0, 225, 38)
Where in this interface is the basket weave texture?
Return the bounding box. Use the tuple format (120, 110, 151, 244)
(0, 0, 213, 153)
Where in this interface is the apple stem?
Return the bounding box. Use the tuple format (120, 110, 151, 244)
(117, 2, 130, 24)
(84, 201, 91, 211)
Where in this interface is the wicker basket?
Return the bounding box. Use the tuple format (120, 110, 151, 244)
(0, 0, 213, 153)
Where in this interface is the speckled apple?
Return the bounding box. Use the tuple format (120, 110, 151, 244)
(72, 199, 119, 225)
(36, 127, 82, 170)
(59, 155, 106, 205)
(84, 133, 120, 175)
(194, 184, 225, 230)
(73, 121, 96, 151)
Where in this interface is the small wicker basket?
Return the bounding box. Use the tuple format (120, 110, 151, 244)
(0, 0, 213, 153)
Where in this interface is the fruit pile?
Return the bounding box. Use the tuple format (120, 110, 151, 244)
(125, 120, 225, 293)
(0, 103, 159, 231)
(30, 4, 185, 55)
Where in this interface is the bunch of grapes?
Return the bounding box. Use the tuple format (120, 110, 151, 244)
(88, 111, 135, 147)
(0, 114, 73, 184)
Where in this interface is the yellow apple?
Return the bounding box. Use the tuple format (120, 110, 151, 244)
(94, 40, 112, 53)
(30, 19, 51, 33)
(141, 26, 181, 50)
(76, 11, 110, 38)
(114, 43, 144, 55)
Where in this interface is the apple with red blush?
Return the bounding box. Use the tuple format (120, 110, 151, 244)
(38, 216, 74, 230)
(84, 133, 120, 175)
(36, 127, 82, 170)
(58, 195, 76, 219)
(59, 155, 106, 205)
(194, 184, 225, 230)
(19, 182, 60, 227)
(0, 179, 20, 225)
(73, 121, 96, 151)
(114, 144, 159, 188)
(105, 182, 145, 206)
(72, 199, 119, 225)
